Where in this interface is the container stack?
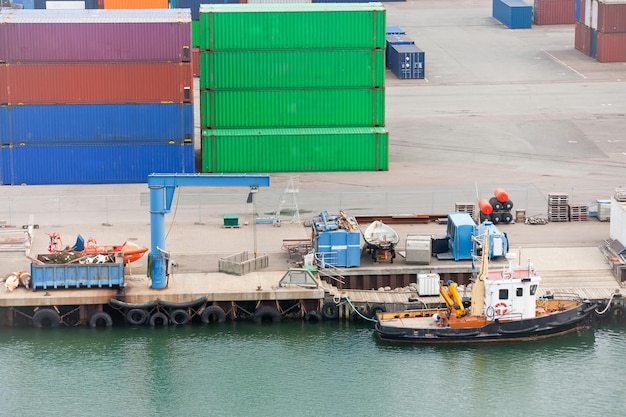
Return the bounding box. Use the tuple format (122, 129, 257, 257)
(11, 0, 98, 8)
(385, 26, 425, 79)
(547, 192, 570, 222)
(0, 9, 194, 185)
(533, 0, 575, 25)
(575, 0, 626, 62)
(198, 3, 388, 173)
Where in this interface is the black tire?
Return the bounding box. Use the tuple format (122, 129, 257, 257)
(149, 311, 169, 326)
(369, 304, 386, 319)
(489, 197, 503, 211)
(169, 309, 190, 325)
(611, 305, 624, 321)
(32, 308, 61, 328)
(479, 213, 491, 223)
(491, 213, 501, 225)
(304, 310, 323, 323)
(350, 311, 365, 322)
(89, 312, 113, 328)
(502, 212, 513, 224)
(321, 302, 339, 320)
(253, 306, 281, 324)
(201, 305, 226, 324)
(126, 308, 148, 326)
(503, 199, 514, 210)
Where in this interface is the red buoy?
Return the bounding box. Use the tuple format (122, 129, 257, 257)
(494, 188, 509, 203)
(478, 199, 493, 215)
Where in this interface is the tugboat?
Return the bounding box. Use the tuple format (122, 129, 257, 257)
(375, 231, 598, 344)
(363, 220, 399, 263)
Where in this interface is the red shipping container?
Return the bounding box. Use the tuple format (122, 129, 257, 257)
(597, 1, 626, 33)
(193, 48, 200, 78)
(0, 62, 193, 105)
(596, 31, 626, 62)
(575, 21, 593, 56)
(534, 0, 576, 25)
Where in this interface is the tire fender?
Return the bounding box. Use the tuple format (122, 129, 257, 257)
(126, 308, 148, 326)
(201, 305, 226, 324)
(32, 308, 61, 328)
(369, 304, 386, 319)
(149, 311, 168, 326)
(169, 309, 190, 325)
(89, 311, 113, 328)
(321, 302, 339, 320)
(304, 310, 322, 323)
(253, 306, 281, 324)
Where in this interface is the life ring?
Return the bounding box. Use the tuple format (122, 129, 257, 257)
(304, 310, 322, 323)
(494, 302, 508, 316)
(201, 305, 226, 324)
(149, 311, 169, 326)
(611, 305, 624, 321)
(369, 304, 386, 319)
(321, 302, 339, 320)
(89, 312, 113, 328)
(169, 309, 190, 325)
(253, 306, 281, 324)
(126, 308, 148, 325)
(32, 308, 61, 328)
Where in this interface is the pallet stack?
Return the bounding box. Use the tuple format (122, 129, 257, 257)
(548, 192, 570, 222)
(569, 204, 589, 221)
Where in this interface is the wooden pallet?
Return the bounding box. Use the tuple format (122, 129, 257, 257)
(569, 204, 589, 222)
(548, 192, 569, 206)
(548, 206, 569, 222)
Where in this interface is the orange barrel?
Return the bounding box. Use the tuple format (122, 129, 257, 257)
(478, 199, 493, 215)
(494, 188, 509, 203)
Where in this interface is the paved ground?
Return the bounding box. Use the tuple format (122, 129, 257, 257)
(1, 0, 626, 293)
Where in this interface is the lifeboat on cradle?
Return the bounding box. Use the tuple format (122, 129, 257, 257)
(48, 233, 148, 264)
(374, 230, 598, 344)
(363, 220, 399, 250)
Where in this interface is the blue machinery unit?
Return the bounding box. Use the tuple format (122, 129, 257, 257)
(147, 173, 270, 289)
(437, 212, 508, 261)
(312, 211, 361, 267)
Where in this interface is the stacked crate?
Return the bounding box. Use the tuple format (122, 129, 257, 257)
(575, 0, 626, 62)
(0, 9, 194, 185)
(198, 3, 388, 173)
(548, 192, 570, 222)
(569, 204, 589, 221)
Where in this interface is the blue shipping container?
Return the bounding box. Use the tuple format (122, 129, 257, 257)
(575, 0, 581, 23)
(385, 25, 405, 35)
(12, 0, 36, 8)
(387, 43, 425, 79)
(590, 29, 597, 59)
(492, 0, 532, 29)
(385, 34, 414, 65)
(0, 142, 195, 185)
(446, 212, 476, 261)
(0, 103, 194, 145)
(31, 260, 125, 290)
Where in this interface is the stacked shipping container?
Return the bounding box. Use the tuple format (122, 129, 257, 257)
(575, 0, 626, 62)
(385, 29, 425, 79)
(0, 9, 194, 184)
(199, 3, 388, 172)
(533, 0, 576, 25)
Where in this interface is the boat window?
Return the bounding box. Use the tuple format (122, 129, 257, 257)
(499, 289, 508, 300)
(516, 287, 523, 296)
(530, 284, 537, 295)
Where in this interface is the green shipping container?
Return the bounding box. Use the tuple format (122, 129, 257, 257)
(200, 49, 385, 89)
(200, 88, 385, 129)
(192, 20, 200, 48)
(199, 3, 386, 51)
(201, 127, 389, 172)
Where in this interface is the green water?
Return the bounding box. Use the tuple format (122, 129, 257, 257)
(0, 322, 624, 417)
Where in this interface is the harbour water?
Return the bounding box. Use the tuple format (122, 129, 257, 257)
(0, 321, 625, 417)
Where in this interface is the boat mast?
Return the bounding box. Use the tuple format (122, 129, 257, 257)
(470, 230, 489, 317)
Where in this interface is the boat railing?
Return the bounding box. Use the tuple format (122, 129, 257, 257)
(314, 254, 346, 286)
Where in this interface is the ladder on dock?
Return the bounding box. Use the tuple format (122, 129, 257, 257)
(274, 177, 301, 226)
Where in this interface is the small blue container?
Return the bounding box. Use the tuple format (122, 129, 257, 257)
(386, 34, 415, 67)
(31, 260, 125, 291)
(387, 43, 425, 79)
(492, 0, 532, 29)
(386, 25, 405, 35)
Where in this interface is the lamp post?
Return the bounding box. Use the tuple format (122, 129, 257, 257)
(247, 185, 259, 258)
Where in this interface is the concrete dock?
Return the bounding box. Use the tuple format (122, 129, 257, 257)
(1, 0, 626, 324)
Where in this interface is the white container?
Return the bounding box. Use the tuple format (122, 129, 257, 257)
(417, 273, 440, 296)
(598, 199, 611, 222)
(405, 234, 431, 264)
